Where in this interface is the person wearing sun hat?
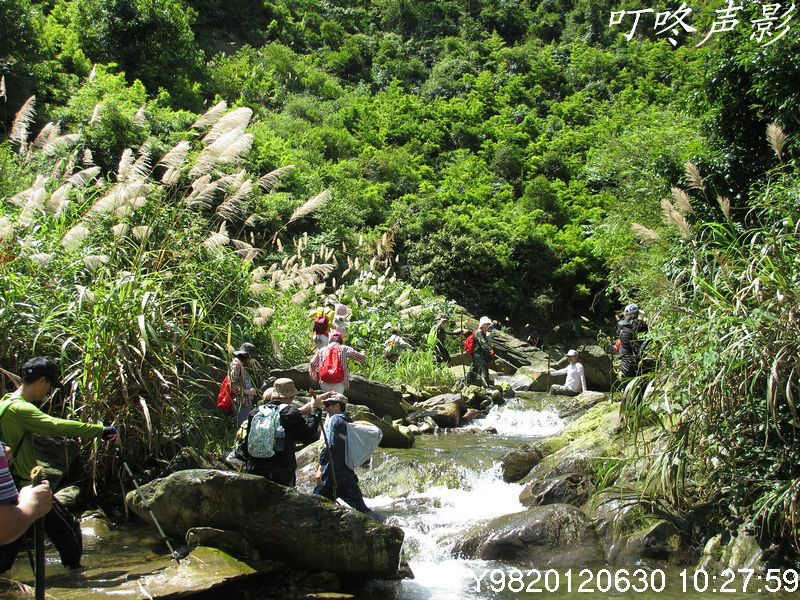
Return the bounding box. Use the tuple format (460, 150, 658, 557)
(309, 331, 366, 394)
(313, 392, 371, 513)
(469, 316, 495, 387)
(548, 349, 588, 396)
(239, 378, 322, 487)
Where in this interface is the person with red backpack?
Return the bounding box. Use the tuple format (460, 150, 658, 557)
(309, 332, 366, 394)
(467, 316, 495, 387)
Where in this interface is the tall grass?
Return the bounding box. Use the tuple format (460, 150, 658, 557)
(611, 125, 800, 554)
(0, 91, 456, 484)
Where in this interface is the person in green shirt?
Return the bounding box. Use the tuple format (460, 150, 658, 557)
(469, 317, 495, 387)
(0, 357, 119, 571)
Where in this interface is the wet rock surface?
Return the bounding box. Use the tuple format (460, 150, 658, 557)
(454, 504, 604, 566)
(126, 469, 404, 578)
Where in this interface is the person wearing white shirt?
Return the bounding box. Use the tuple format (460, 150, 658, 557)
(548, 349, 587, 396)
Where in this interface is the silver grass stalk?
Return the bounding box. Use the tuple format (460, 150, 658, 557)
(75, 285, 95, 304)
(157, 141, 190, 170)
(45, 183, 73, 214)
(216, 132, 253, 165)
(291, 290, 308, 304)
(717, 195, 731, 219)
(117, 148, 134, 180)
(203, 107, 253, 144)
(672, 187, 695, 215)
(62, 224, 91, 250)
(29, 253, 54, 265)
(631, 222, 661, 244)
(10, 96, 36, 149)
(132, 226, 152, 241)
(685, 162, 704, 192)
(133, 106, 147, 127)
(114, 204, 133, 218)
(88, 65, 96, 82)
(32, 123, 57, 149)
(661, 198, 691, 239)
(83, 254, 110, 271)
(43, 134, 81, 156)
(275, 237, 283, 252)
(0, 76, 5, 99)
(19, 188, 46, 227)
(0, 217, 14, 242)
(249, 283, 269, 295)
(257, 165, 296, 192)
(83, 149, 94, 165)
(112, 224, 129, 239)
(217, 178, 253, 221)
(68, 166, 101, 188)
(767, 122, 788, 163)
(244, 213, 259, 228)
(89, 103, 102, 126)
(192, 101, 228, 130)
(289, 190, 331, 225)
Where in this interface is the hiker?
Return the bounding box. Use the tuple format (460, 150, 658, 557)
(434, 314, 465, 363)
(309, 332, 366, 394)
(383, 329, 411, 361)
(332, 303, 351, 337)
(548, 349, 588, 396)
(309, 299, 335, 351)
(0, 444, 53, 545)
(0, 357, 120, 571)
(468, 316, 495, 387)
(238, 379, 322, 487)
(230, 343, 259, 427)
(616, 303, 649, 378)
(313, 393, 371, 514)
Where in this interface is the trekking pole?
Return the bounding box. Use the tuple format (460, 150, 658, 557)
(29, 466, 45, 600)
(115, 446, 181, 563)
(318, 417, 338, 499)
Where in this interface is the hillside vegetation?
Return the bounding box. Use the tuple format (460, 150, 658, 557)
(2, 0, 800, 560)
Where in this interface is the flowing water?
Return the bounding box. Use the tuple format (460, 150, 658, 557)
(349, 396, 797, 600)
(3, 395, 796, 599)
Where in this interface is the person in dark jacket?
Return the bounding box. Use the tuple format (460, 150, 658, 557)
(241, 378, 321, 487)
(469, 316, 495, 387)
(616, 303, 649, 378)
(313, 393, 371, 513)
(434, 314, 465, 363)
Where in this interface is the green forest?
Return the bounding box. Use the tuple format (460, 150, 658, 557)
(3, 0, 800, 568)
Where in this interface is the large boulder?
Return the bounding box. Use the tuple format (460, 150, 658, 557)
(550, 345, 614, 392)
(126, 469, 404, 578)
(458, 312, 549, 368)
(271, 365, 407, 419)
(500, 444, 544, 483)
(454, 504, 603, 566)
(347, 404, 414, 449)
(516, 365, 563, 392)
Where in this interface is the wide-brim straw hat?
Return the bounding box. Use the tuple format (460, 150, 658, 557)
(271, 378, 297, 401)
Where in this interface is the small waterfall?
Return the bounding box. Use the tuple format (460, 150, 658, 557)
(370, 464, 526, 599)
(472, 397, 564, 437)
(360, 401, 567, 599)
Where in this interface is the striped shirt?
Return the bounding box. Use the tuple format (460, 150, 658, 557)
(309, 343, 366, 390)
(0, 447, 18, 504)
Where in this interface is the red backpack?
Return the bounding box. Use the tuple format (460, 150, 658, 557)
(313, 315, 329, 335)
(464, 332, 476, 354)
(217, 376, 233, 413)
(319, 345, 345, 384)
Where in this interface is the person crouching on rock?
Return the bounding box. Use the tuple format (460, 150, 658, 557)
(548, 349, 587, 397)
(313, 393, 371, 514)
(309, 332, 366, 394)
(240, 379, 322, 487)
(469, 316, 495, 387)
